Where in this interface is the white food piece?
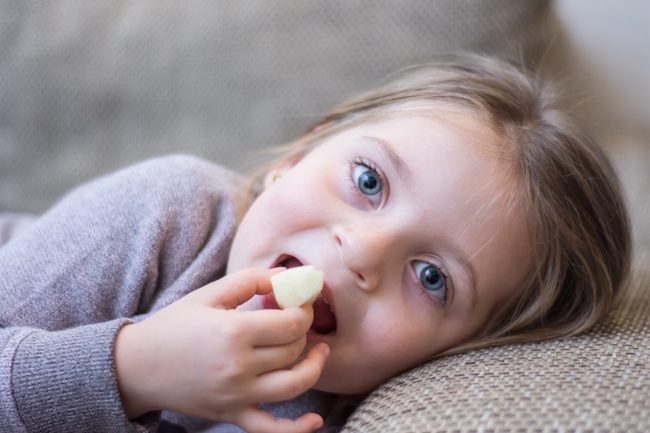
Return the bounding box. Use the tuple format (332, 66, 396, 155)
(271, 265, 324, 309)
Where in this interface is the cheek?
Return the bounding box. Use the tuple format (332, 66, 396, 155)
(356, 297, 483, 368)
(229, 172, 333, 271)
(319, 312, 437, 393)
(227, 192, 290, 271)
(242, 181, 308, 234)
(356, 305, 436, 367)
(270, 165, 346, 229)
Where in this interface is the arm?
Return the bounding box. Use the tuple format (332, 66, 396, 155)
(0, 320, 159, 432)
(0, 155, 242, 432)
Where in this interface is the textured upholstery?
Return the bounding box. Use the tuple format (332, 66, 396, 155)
(0, 0, 550, 213)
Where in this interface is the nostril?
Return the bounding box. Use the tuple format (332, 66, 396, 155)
(354, 272, 369, 290)
(333, 234, 343, 247)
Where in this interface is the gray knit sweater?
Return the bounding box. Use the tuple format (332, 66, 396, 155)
(0, 155, 333, 433)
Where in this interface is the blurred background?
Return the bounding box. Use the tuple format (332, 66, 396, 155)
(549, 0, 649, 143)
(0, 0, 648, 214)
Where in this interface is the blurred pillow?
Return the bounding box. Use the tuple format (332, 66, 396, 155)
(0, 0, 550, 212)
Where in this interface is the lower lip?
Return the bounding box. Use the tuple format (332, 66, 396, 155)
(306, 332, 335, 343)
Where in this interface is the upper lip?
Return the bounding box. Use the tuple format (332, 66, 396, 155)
(272, 253, 311, 268)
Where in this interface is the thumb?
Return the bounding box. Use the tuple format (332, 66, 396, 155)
(189, 267, 285, 309)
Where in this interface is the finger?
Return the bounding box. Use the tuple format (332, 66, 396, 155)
(249, 337, 307, 374)
(234, 406, 323, 433)
(246, 304, 314, 346)
(253, 343, 330, 402)
(190, 267, 285, 309)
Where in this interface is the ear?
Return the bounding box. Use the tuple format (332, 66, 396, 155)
(263, 161, 293, 190)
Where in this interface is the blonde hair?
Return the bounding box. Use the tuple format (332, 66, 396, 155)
(244, 54, 631, 355)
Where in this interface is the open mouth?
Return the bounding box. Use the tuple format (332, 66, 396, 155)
(310, 296, 337, 335)
(276, 254, 304, 270)
(275, 255, 337, 336)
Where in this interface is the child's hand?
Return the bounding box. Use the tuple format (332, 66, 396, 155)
(114, 268, 329, 433)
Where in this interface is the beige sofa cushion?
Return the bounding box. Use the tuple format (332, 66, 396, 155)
(0, 0, 551, 213)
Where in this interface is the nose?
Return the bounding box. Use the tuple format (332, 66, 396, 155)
(331, 223, 397, 291)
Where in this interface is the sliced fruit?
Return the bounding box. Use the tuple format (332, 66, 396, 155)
(271, 265, 323, 309)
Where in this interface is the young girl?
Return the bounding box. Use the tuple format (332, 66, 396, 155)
(0, 54, 630, 433)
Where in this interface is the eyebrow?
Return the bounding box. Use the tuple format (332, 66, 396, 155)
(442, 237, 478, 311)
(360, 136, 414, 187)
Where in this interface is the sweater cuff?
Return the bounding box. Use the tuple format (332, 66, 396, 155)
(11, 319, 160, 433)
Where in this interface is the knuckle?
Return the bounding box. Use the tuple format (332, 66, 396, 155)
(288, 376, 309, 396)
(220, 320, 246, 341)
(226, 357, 248, 378)
(221, 361, 255, 388)
(286, 314, 305, 337)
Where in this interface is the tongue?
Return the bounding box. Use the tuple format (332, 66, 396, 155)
(311, 297, 336, 334)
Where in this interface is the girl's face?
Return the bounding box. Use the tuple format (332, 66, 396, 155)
(228, 113, 532, 394)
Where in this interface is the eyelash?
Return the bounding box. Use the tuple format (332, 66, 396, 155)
(348, 157, 386, 207)
(412, 261, 451, 307)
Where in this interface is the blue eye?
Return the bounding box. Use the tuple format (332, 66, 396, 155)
(353, 165, 383, 206)
(413, 261, 447, 303)
(354, 166, 381, 195)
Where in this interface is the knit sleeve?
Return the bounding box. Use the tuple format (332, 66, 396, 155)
(0, 155, 243, 432)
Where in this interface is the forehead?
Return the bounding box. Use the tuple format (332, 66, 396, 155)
(331, 111, 512, 193)
(351, 113, 518, 223)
